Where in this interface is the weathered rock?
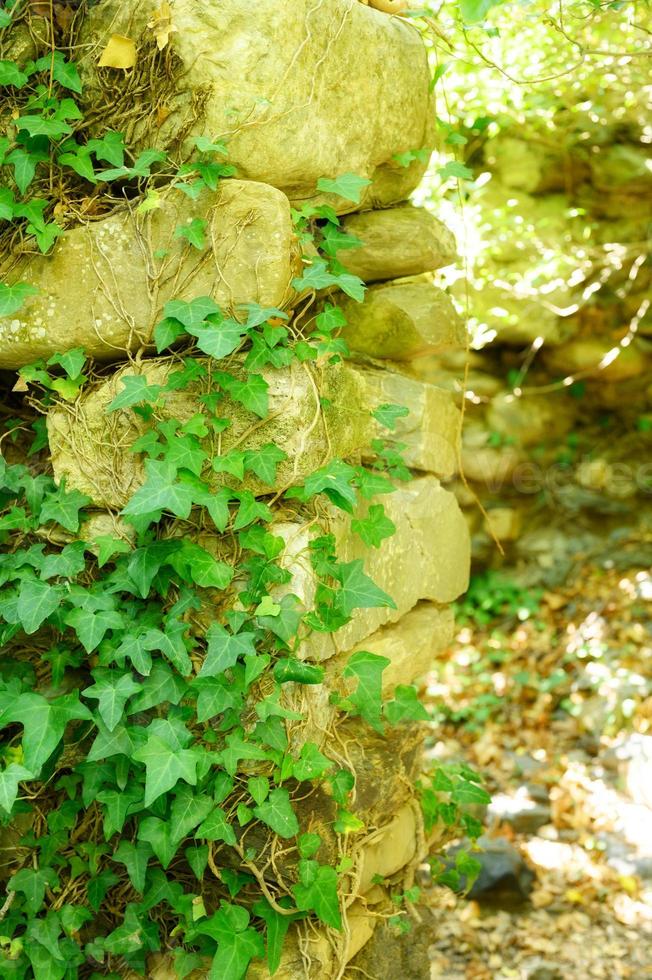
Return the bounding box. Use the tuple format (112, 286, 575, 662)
(80, 0, 434, 211)
(358, 804, 419, 892)
(445, 836, 535, 907)
(487, 790, 552, 834)
(0, 180, 298, 369)
(461, 423, 523, 488)
(47, 357, 460, 508)
(337, 205, 456, 281)
(487, 392, 576, 447)
(339, 281, 466, 360)
(359, 364, 460, 478)
(348, 905, 437, 980)
(483, 507, 523, 543)
(277, 476, 470, 661)
(328, 601, 454, 694)
(544, 338, 649, 382)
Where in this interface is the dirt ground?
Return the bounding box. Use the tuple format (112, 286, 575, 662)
(421, 560, 652, 979)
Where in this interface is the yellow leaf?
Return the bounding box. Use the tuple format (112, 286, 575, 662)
(147, 1, 176, 51)
(619, 875, 638, 895)
(564, 888, 586, 905)
(98, 34, 137, 70)
(137, 190, 162, 215)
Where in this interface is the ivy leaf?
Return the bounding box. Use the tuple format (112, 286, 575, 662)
(195, 807, 237, 846)
(292, 861, 341, 929)
(112, 840, 151, 893)
(220, 732, 270, 777)
(138, 817, 178, 869)
(0, 281, 38, 317)
(0, 60, 29, 88)
(273, 658, 324, 685)
(82, 671, 141, 731)
(372, 403, 410, 430)
(0, 763, 33, 813)
(66, 607, 124, 653)
(438, 160, 474, 180)
(133, 735, 199, 807)
(316, 172, 372, 204)
(106, 374, 162, 412)
(40, 483, 91, 532)
(244, 443, 287, 486)
(293, 742, 333, 782)
(201, 907, 265, 980)
(253, 900, 294, 976)
(342, 651, 390, 732)
(253, 787, 299, 839)
(233, 491, 272, 530)
(175, 217, 207, 250)
(303, 459, 358, 512)
(335, 560, 396, 616)
(192, 677, 237, 723)
(170, 785, 214, 843)
(121, 459, 195, 519)
(171, 542, 233, 590)
(17, 577, 64, 633)
(0, 692, 90, 773)
(459, 0, 502, 23)
(9, 867, 59, 916)
(163, 296, 221, 329)
(351, 504, 396, 548)
(384, 684, 429, 725)
(199, 624, 257, 677)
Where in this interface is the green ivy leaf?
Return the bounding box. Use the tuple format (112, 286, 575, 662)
(342, 650, 390, 732)
(16, 577, 64, 633)
(112, 840, 151, 893)
(244, 443, 287, 486)
(40, 483, 91, 532)
(195, 807, 237, 846)
(372, 403, 410, 430)
(200, 624, 257, 677)
(253, 787, 299, 839)
(316, 172, 372, 203)
(175, 217, 207, 250)
(438, 160, 474, 180)
(350, 504, 396, 548)
(106, 374, 162, 412)
(133, 735, 199, 807)
(384, 684, 429, 724)
(0, 763, 33, 813)
(335, 560, 396, 616)
(292, 860, 341, 929)
(82, 670, 141, 731)
(293, 742, 333, 782)
(0, 281, 38, 316)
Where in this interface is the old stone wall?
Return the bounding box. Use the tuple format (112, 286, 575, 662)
(0, 2, 469, 977)
(416, 111, 652, 581)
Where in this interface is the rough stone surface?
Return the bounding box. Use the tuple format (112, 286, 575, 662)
(544, 337, 649, 382)
(337, 205, 457, 281)
(277, 476, 470, 661)
(80, 0, 433, 211)
(326, 601, 454, 694)
(0, 180, 298, 369)
(360, 364, 460, 478)
(47, 358, 460, 508)
(486, 392, 576, 448)
(339, 280, 466, 360)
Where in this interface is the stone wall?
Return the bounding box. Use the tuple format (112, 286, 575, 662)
(0, 3, 469, 977)
(416, 110, 652, 580)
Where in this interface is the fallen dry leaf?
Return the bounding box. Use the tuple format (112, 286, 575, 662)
(98, 34, 137, 70)
(148, 1, 176, 51)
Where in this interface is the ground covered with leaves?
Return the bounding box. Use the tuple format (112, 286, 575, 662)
(420, 557, 652, 978)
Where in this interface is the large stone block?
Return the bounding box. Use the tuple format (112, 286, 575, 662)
(339, 281, 466, 360)
(0, 180, 298, 370)
(330, 601, 454, 693)
(47, 357, 460, 508)
(337, 205, 456, 281)
(277, 476, 470, 661)
(80, 0, 434, 211)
